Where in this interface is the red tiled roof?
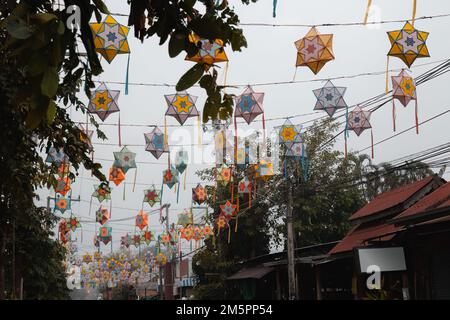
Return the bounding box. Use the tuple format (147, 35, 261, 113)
(393, 181, 450, 221)
(329, 222, 402, 254)
(349, 176, 434, 221)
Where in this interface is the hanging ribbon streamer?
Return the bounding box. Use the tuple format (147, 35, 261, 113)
(363, 0, 373, 24)
(344, 133, 348, 159)
(223, 61, 229, 88)
(197, 114, 202, 151)
(412, 0, 417, 26)
(183, 168, 187, 191)
(176, 182, 180, 203)
(89, 196, 93, 216)
(234, 216, 239, 233)
(227, 226, 231, 244)
(118, 114, 122, 147)
(262, 113, 267, 146)
(273, 0, 278, 18)
(345, 105, 349, 138)
(132, 168, 137, 192)
(292, 67, 298, 82)
(371, 129, 375, 159)
(385, 56, 390, 93)
(234, 116, 238, 165)
(109, 199, 112, 218)
(123, 181, 126, 201)
(392, 100, 396, 131)
(125, 54, 130, 95)
(415, 100, 419, 134)
(164, 117, 168, 148)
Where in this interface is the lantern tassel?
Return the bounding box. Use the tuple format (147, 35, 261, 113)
(234, 116, 238, 165)
(415, 99, 419, 134)
(125, 54, 130, 95)
(363, 0, 373, 24)
(412, 0, 417, 26)
(118, 114, 122, 147)
(385, 56, 390, 94)
(371, 129, 375, 159)
(227, 227, 231, 244)
(132, 168, 137, 192)
(123, 181, 126, 201)
(235, 216, 238, 233)
(273, 0, 278, 17)
(344, 133, 348, 159)
(392, 99, 396, 132)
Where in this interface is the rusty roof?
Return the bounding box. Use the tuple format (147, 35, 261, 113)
(329, 222, 402, 255)
(349, 176, 434, 221)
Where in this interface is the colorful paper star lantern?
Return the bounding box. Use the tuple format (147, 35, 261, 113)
(78, 124, 94, 151)
(66, 217, 81, 232)
(90, 15, 130, 63)
(177, 210, 193, 228)
(96, 206, 110, 225)
(234, 86, 265, 124)
(113, 146, 137, 174)
(54, 194, 71, 214)
(144, 127, 169, 159)
(142, 230, 154, 245)
(46, 147, 69, 166)
(217, 164, 233, 185)
(313, 80, 348, 117)
(135, 210, 148, 230)
(220, 200, 237, 221)
(387, 21, 430, 68)
(163, 166, 179, 189)
(143, 186, 161, 207)
(295, 27, 334, 74)
(186, 35, 228, 65)
(55, 177, 71, 196)
(175, 149, 188, 174)
(109, 166, 125, 186)
(192, 184, 207, 205)
(92, 184, 111, 203)
(238, 177, 252, 194)
(88, 82, 120, 122)
(98, 226, 112, 245)
(277, 119, 303, 145)
(255, 160, 274, 182)
(391, 69, 419, 133)
(165, 91, 199, 125)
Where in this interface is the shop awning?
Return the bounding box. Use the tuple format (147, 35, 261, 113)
(227, 266, 274, 280)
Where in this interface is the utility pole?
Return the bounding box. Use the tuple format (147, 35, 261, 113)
(161, 203, 174, 300)
(286, 184, 297, 300)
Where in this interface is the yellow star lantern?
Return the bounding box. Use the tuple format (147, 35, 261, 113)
(387, 22, 429, 68)
(90, 15, 130, 63)
(255, 160, 274, 182)
(186, 34, 228, 65)
(295, 27, 334, 75)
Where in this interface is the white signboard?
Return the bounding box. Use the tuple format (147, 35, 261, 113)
(357, 247, 406, 273)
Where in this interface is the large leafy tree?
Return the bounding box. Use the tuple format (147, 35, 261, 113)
(1, 0, 256, 299)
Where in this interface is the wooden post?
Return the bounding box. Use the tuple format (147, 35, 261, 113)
(286, 185, 296, 300)
(315, 266, 322, 300)
(163, 204, 174, 300)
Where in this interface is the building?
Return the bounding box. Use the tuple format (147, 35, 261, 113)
(227, 175, 450, 300)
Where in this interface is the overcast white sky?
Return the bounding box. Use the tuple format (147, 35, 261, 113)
(38, 0, 450, 254)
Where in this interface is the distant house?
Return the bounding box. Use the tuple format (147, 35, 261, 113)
(227, 175, 450, 300)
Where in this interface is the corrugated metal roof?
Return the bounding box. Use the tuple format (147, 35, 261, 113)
(329, 222, 402, 255)
(349, 176, 434, 221)
(393, 181, 450, 221)
(227, 266, 274, 280)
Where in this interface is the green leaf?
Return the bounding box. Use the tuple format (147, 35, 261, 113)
(32, 13, 57, 24)
(6, 18, 33, 39)
(92, 0, 110, 14)
(183, 0, 197, 8)
(46, 100, 57, 124)
(27, 52, 48, 76)
(41, 67, 59, 98)
(176, 63, 205, 91)
(25, 108, 43, 129)
(168, 31, 186, 58)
